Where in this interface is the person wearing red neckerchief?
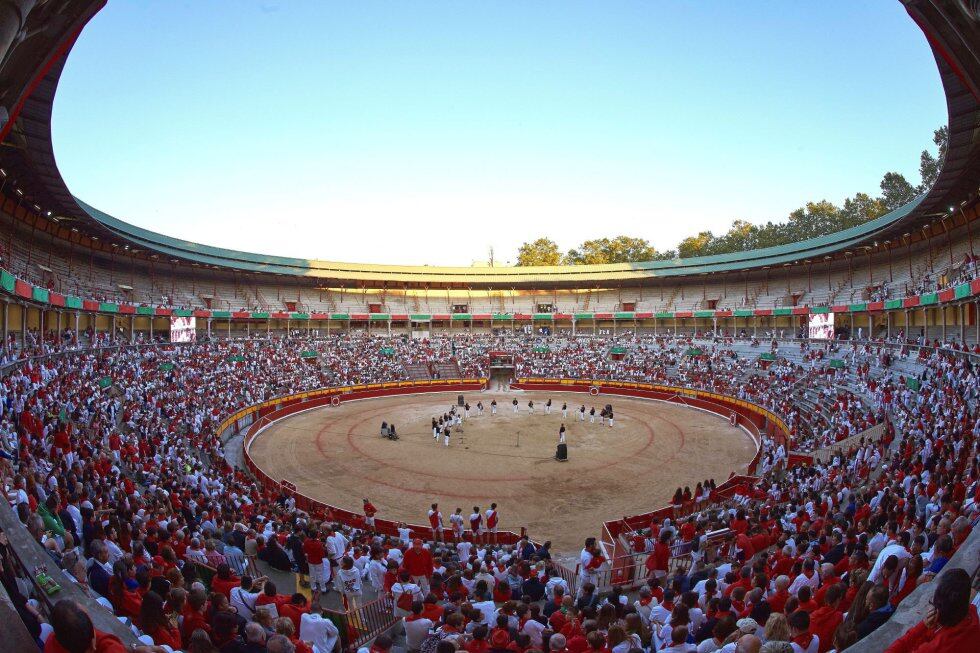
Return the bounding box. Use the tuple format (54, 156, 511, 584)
(809, 584, 844, 653)
(788, 609, 819, 653)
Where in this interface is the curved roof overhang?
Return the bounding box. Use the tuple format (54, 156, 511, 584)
(0, 0, 978, 288)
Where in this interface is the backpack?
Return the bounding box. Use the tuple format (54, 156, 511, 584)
(395, 585, 414, 611)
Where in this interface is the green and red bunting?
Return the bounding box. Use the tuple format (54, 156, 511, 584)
(0, 265, 978, 324)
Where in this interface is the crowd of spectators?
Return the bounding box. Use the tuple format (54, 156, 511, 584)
(0, 331, 976, 652)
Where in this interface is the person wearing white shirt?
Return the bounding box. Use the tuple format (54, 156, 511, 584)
(868, 532, 912, 584)
(545, 575, 569, 600)
(230, 576, 266, 619)
(522, 616, 546, 648)
(403, 610, 433, 651)
(301, 608, 341, 653)
(788, 559, 821, 595)
(387, 547, 403, 565)
(471, 591, 497, 627)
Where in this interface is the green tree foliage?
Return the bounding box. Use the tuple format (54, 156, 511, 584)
(879, 172, 918, 211)
(564, 236, 667, 264)
(677, 231, 715, 258)
(918, 125, 948, 191)
(516, 237, 562, 266)
(512, 124, 946, 263)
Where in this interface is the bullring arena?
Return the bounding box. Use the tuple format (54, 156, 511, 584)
(248, 391, 758, 554)
(1, 3, 980, 653)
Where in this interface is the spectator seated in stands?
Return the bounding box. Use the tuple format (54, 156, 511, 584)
(886, 568, 980, 652)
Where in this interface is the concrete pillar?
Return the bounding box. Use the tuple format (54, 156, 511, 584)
(74, 312, 80, 340)
(2, 301, 7, 347)
(130, 315, 135, 343)
(960, 304, 965, 343)
(572, 318, 576, 336)
(21, 303, 27, 348)
(149, 316, 153, 341)
(207, 318, 212, 339)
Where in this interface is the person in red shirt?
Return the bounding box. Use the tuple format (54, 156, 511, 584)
(402, 538, 434, 592)
(645, 530, 670, 580)
(428, 503, 444, 542)
(466, 624, 491, 653)
(138, 591, 181, 650)
(256, 580, 291, 612)
(809, 584, 844, 653)
(279, 593, 310, 633)
(421, 594, 444, 623)
(107, 560, 142, 620)
(796, 586, 819, 614)
(209, 563, 240, 599)
(363, 498, 378, 529)
(886, 569, 980, 653)
(181, 588, 211, 649)
(769, 575, 791, 614)
(302, 531, 327, 604)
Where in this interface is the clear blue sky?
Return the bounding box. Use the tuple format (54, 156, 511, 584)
(52, 1, 947, 266)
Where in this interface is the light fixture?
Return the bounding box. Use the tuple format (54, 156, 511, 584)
(15, 188, 22, 196)
(46, 211, 52, 216)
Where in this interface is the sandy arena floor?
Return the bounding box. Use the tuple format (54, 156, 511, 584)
(247, 391, 757, 556)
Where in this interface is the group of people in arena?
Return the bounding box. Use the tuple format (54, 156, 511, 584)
(0, 328, 977, 653)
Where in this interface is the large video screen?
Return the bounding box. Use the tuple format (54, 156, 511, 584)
(170, 316, 196, 343)
(808, 313, 835, 340)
